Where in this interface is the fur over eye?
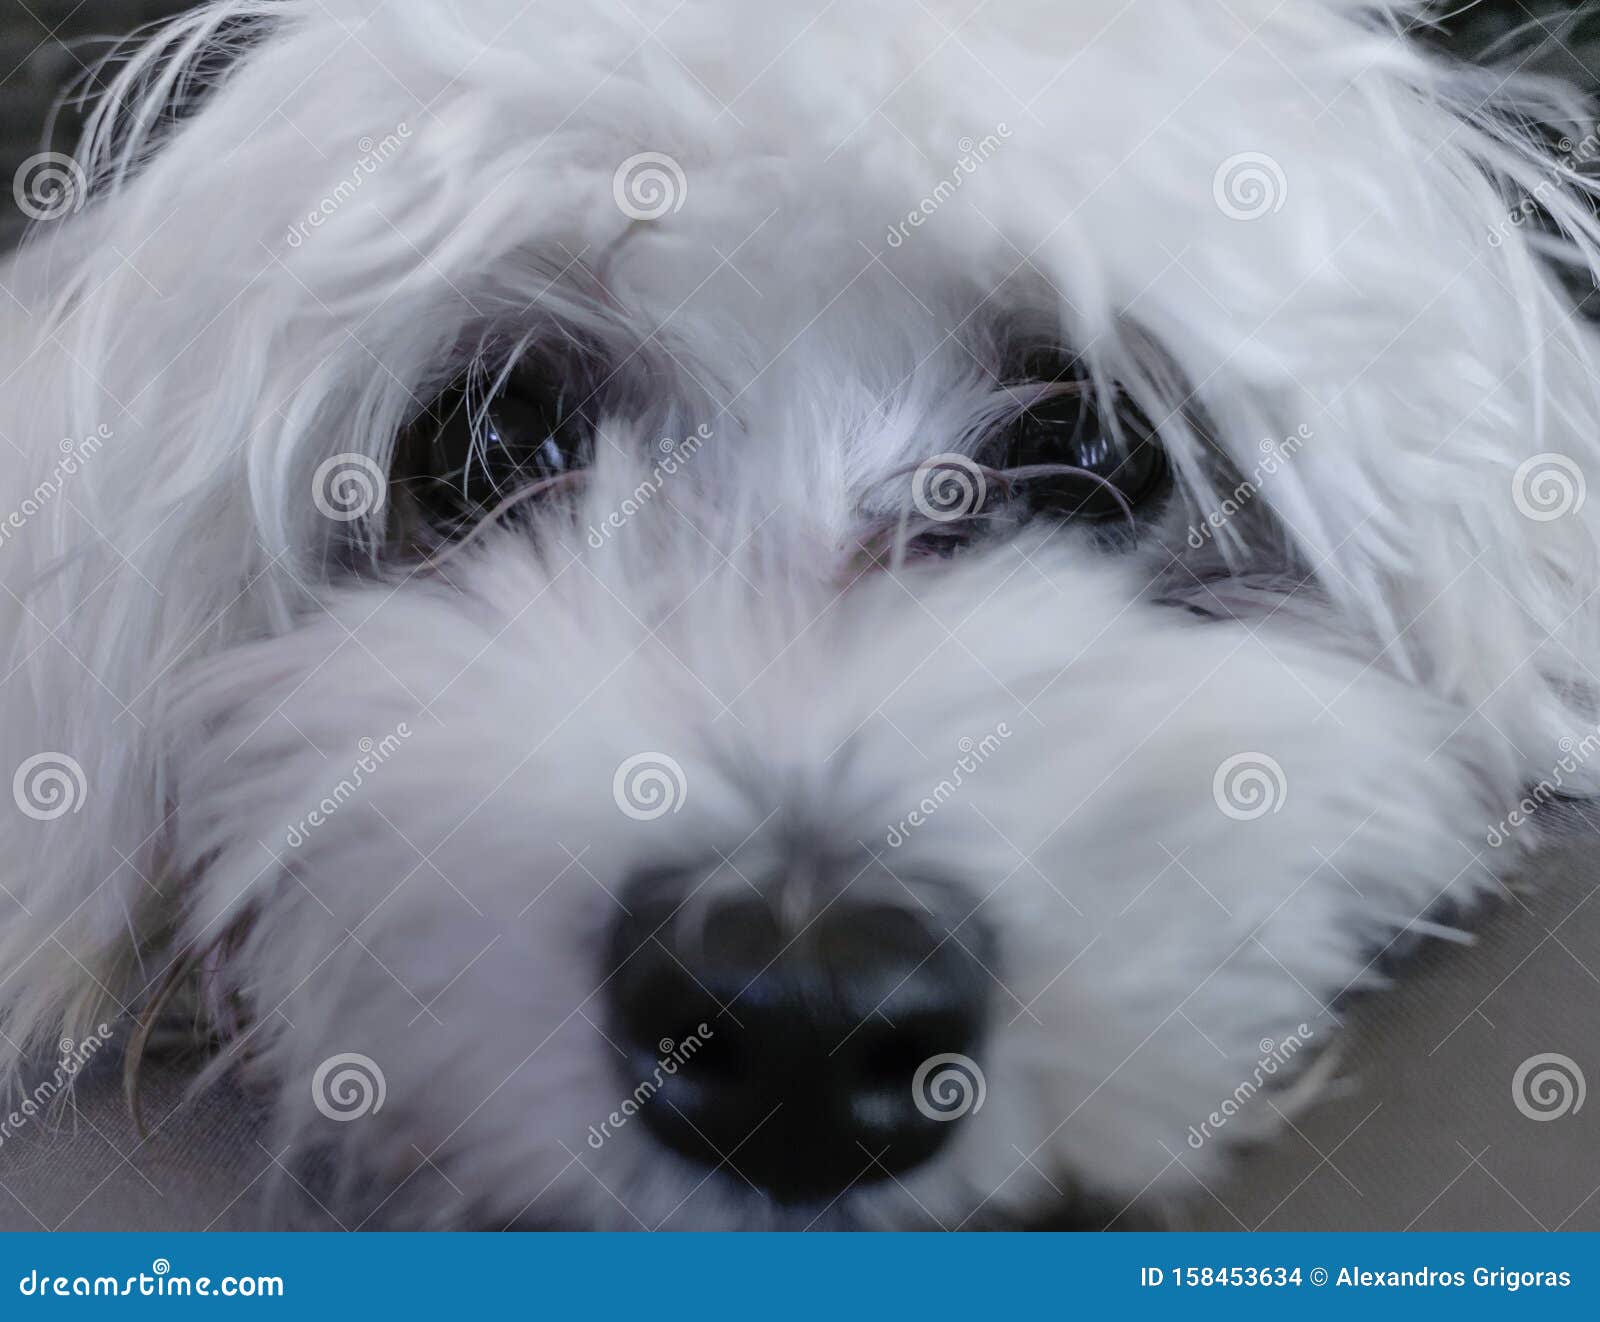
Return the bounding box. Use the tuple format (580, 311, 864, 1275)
(392, 339, 604, 540)
(988, 354, 1168, 523)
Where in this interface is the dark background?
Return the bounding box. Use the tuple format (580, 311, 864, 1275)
(2, 0, 191, 250)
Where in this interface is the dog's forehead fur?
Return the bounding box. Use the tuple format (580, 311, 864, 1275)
(4, 0, 1600, 1228)
(42, 1, 1600, 613)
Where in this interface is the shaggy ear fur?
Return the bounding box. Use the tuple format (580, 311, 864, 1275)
(0, 0, 290, 1075)
(1076, 3, 1600, 787)
(1312, 37, 1600, 779)
(0, 0, 1599, 1095)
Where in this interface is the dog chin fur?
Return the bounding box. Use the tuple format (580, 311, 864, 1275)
(2, 0, 1600, 1229)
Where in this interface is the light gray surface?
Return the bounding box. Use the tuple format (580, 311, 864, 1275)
(1183, 832, 1600, 1231)
(0, 832, 1594, 1231)
(0, 1058, 274, 1231)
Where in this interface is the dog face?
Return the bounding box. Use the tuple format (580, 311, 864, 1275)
(3, 0, 1600, 1228)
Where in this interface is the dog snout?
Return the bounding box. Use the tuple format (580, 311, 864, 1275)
(605, 869, 992, 1204)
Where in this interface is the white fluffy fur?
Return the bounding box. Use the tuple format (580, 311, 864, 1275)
(1, 0, 1598, 1227)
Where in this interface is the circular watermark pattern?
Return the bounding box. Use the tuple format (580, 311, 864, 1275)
(1512, 453, 1586, 523)
(311, 453, 387, 522)
(912, 1052, 986, 1122)
(12, 752, 87, 821)
(1212, 152, 1287, 221)
(612, 152, 688, 221)
(1212, 752, 1287, 821)
(13, 153, 88, 222)
(612, 752, 688, 821)
(911, 454, 987, 522)
(311, 1052, 387, 1121)
(1512, 1052, 1586, 1121)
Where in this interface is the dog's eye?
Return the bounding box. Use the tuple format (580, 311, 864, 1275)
(993, 358, 1167, 522)
(396, 347, 597, 535)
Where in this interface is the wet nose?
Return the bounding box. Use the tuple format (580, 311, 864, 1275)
(605, 870, 991, 1204)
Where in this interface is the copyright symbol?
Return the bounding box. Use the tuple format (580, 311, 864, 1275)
(1310, 1267, 1328, 1287)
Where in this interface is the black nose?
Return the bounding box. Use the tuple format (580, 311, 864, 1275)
(604, 869, 991, 1204)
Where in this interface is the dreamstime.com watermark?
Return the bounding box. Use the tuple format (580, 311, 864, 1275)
(1186, 425, 1310, 548)
(886, 723, 1012, 847)
(1512, 1052, 1586, 1121)
(12, 752, 88, 821)
(1212, 152, 1288, 220)
(884, 126, 1012, 248)
(910, 453, 987, 522)
(1186, 1024, 1315, 1150)
(285, 124, 412, 248)
(1488, 127, 1600, 248)
(1211, 751, 1287, 821)
(311, 1051, 387, 1122)
(613, 752, 687, 821)
(585, 1025, 714, 1149)
(613, 152, 688, 221)
(0, 1024, 115, 1152)
(285, 724, 412, 849)
(1485, 724, 1600, 847)
(0, 426, 110, 551)
(12, 152, 87, 222)
(911, 1053, 986, 1121)
(587, 424, 711, 547)
(18, 1260, 283, 1299)
(311, 452, 387, 523)
(1511, 453, 1585, 523)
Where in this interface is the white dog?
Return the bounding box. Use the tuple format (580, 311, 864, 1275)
(1, 0, 1598, 1229)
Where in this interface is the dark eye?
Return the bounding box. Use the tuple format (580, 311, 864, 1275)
(992, 357, 1167, 522)
(394, 343, 598, 537)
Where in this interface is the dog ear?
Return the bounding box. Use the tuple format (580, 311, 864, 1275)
(1320, 27, 1600, 789)
(1114, 17, 1600, 794)
(0, 3, 289, 1076)
(0, 0, 463, 1078)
